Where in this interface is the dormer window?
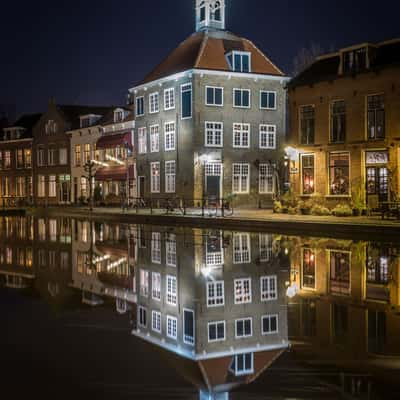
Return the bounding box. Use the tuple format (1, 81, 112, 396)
(114, 110, 124, 123)
(45, 120, 57, 134)
(210, 1, 221, 21)
(226, 51, 251, 73)
(343, 47, 367, 74)
(81, 117, 91, 128)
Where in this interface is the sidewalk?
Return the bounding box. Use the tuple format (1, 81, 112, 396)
(38, 206, 400, 240)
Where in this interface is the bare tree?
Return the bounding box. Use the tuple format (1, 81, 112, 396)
(292, 43, 325, 76)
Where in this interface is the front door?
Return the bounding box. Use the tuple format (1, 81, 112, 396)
(205, 163, 222, 202)
(367, 167, 389, 202)
(59, 175, 71, 204)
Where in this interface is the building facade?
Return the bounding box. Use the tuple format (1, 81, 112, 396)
(287, 39, 400, 209)
(129, 0, 289, 208)
(0, 114, 41, 205)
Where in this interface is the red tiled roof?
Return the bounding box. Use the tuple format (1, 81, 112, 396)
(140, 30, 284, 85)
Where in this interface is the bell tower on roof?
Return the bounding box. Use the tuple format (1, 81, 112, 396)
(195, 0, 226, 32)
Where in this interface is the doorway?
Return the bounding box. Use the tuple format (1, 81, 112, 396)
(59, 175, 71, 204)
(366, 166, 388, 203)
(205, 163, 222, 202)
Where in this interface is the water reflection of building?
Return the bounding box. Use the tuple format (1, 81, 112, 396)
(286, 236, 400, 396)
(132, 226, 290, 399)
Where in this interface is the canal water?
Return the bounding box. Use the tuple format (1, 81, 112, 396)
(1, 216, 399, 399)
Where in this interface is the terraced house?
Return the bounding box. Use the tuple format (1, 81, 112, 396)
(129, 0, 289, 208)
(287, 39, 400, 210)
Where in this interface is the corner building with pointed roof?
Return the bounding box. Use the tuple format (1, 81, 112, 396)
(129, 0, 289, 208)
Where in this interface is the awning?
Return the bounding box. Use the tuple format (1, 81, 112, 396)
(96, 132, 132, 150)
(95, 166, 127, 181)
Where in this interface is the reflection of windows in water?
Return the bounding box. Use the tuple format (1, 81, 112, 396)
(138, 306, 147, 327)
(151, 232, 161, 264)
(151, 311, 161, 333)
(183, 309, 195, 345)
(152, 272, 161, 301)
(234, 278, 252, 304)
(330, 251, 350, 295)
(206, 233, 223, 266)
(166, 233, 177, 267)
(262, 314, 279, 335)
(329, 152, 350, 195)
(166, 275, 177, 306)
(368, 310, 386, 354)
(332, 303, 348, 344)
(367, 246, 389, 284)
(233, 233, 250, 264)
(208, 321, 225, 342)
(235, 318, 252, 338)
(230, 353, 254, 376)
(260, 275, 277, 301)
(302, 248, 316, 289)
(207, 281, 224, 307)
(259, 234, 273, 262)
(140, 269, 149, 297)
(166, 315, 177, 340)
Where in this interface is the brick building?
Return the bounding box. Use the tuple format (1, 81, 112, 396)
(287, 39, 400, 210)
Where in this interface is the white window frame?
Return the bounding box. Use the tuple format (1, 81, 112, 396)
(226, 51, 252, 73)
(166, 315, 178, 340)
(234, 278, 252, 304)
(152, 272, 161, 301)
(138, 306, 147, 327)
(233, 88, 251, 108)
(235, 317, 253, 339)
(205, 121, 223, 147)
(260, 91, 277, 110)
(208, 321, 226, 342)
(166, 233, 177, 267)
(183, 308, 195, 346)
(151, 232, 161, 264)
(260, 275, 278, 301)
(149, 92, 159, 114)
(138, 127, 147, 154)
(164, 122, 176, 151)
(38, 175, 45, 197)
(166, 275, 177, 306)
(259, 163, 274, 194)
(233, 233, 251, 264)
(37, 148, 45, 167)
(181, 83, 192, 120)
(151, 310, 161, 333)
(136, 96, 145, 117)
(259, 234, 273, 262)
(205, 86, 224, 107)
(232, 353, 254, 376)
(59, 148, 67, 165)
(259, 124, 276, 149)
(261, 314, 279, 335)
(140, 269, 149, 297)
(207, 281, 225, 307)
(232, 163, 250, 194)
(150, 162, 160, 193)
(48, 175, 57, 198)
(233, 123, 250, 148)
(150, 125, 160, 153)
(164, 88, 175, 111)
(165, 161, 176, 193)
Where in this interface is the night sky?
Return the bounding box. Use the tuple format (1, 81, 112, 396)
(1, 0, 399, 117)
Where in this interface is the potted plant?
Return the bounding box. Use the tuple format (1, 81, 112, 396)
(351, 178, 364, 216)
(299, 199, 313, 215)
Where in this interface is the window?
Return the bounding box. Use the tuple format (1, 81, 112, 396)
(332, 304, 348, 344)
(227, 51, 251, 73)
(259, 124, 276, 149)
(181, 83, 192, 119)
(210, 0, 222, 21)
(149, 92, 159, 114)
(138, 306, 147, 327)
(329, 152, 350, 195)
(83, 144, 90, 164)
(80, 177, 87, 197)
(301, 154, 315, 195)
(207, 281, 224, 307)
(166, 275, 177, 306)
(45, 120, 56, 134)
(206, 86, 223, 106)
(138, 127, 147, 154)
(367, 95, 385, 140)
(300, 105, 315, 145)
(259, 164, 274, 194)
(164, 88, 175, 110)
(183, 309, 195, 345)
(164, 122, 175, 151)
(49, 175, 57, 198)
(343, 48, 367, 73)
(330, 101, 346, 143)
(24, 149, 32, 168)
(232, 163, 250, 194)
(37, 148, 45, 166)
(80, 117, 91, 128)
(208, 321, 225, 342)
(231, 353, 253, 376)
(236, 318, 252, 338)
(260, 91, 277, 109)
(49, 219, 57, 241)
(151, 311, 161, 333)
(262, 314, 279, 335)
(75, 145, 81, 166)
(233, 233, 250, 263)
(4, 151, 11, 168)
(302, 249, 316, 289)
(151, 232, 161, 264)
(152, 272, 161, 301)
(48, 148, 56, 166)
(205, 122, 223, 147)
(16, 177, 25, 197)
(59, 148, 67, 165)
(259, 234, 273, 262)
(150, 162, 160, 193)
(166, 316, 178, 340)
(330, 251, 351, 295)
(136, 96, 144, 116)
(165, 161, 176, 193)
(234, 278, 252, 304)
(140, 269, 149, 297)
(233, 89, 250, 108)
(16, 149, 23, 168)
(261, 276, 277, 301)
(166, 233, 177, 267)
(233, 123, 250, 148)
(200, 1, 206, 21)
(148, 125, 160, 153)
(38, 175, 45, 197)
(38, 219, 46, 241)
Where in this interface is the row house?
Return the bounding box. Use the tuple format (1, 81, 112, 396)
(0, 114, 41, 205)
(287, 39, 400, 209)
(33, 100, 113, 205)
(129, 0, 289, 208)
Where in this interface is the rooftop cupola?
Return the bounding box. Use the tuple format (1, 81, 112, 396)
(196, 0, 226, 32)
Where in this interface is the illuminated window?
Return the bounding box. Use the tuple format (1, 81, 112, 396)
(49, 175, 57, 198)
(302, 248, 316, 289)
(301, 154, 315, 195)
(329, 152, 350, 195)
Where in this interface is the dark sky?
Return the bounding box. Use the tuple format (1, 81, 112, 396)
(1, 0, 399, 117)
